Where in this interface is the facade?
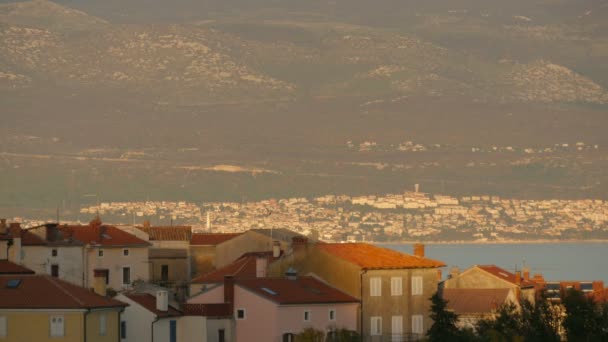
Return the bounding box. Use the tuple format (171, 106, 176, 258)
(268, 241, 445, 340)
(0, 274, 126, 342)
(115, 291, 181, 342)
(188, 276, 359, 342)
(189, 233, 242, 276)
(442, 265, 538, 303)
(442, 288, 518, 329)
(58, 219, 151, 291)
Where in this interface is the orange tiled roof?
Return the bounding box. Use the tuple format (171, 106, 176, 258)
(477, 265, 536, 288)
(59, 224, 150, 247)
(136, 226, 192, 241)
(236, 276, 359, 305)
(318, 243, 445, 269)
(0, 260, 35, 274)
(124, 293, 181, 317)
(190, 233, 241, 246)
(8, 225, 47, 246)
(191, 251, 280, 284)
(0, 275, 127, 309)
(444, 288, 513, 314)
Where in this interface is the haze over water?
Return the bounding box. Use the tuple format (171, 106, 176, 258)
(382, 243, 608, 283)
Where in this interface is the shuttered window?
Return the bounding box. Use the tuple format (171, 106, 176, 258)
(391, 277, 402, 296)
(370, 277, 382, 296)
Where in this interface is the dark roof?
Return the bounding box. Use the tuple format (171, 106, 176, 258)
(190, 233, 241, 246)
(135, 226, 192, 241)
(236, 276, 359, 305)
(123, 293, 181, 318)
(443, 288, 513, 314)
(476, 265, 536, 288)
(0, 275, 127, 309)
(8, 225, 47, 246)
(59, 224, 150, 247)
(318, 243, 445, 269)
(191, 251, 279, 284)
(0, 260, 35, 274)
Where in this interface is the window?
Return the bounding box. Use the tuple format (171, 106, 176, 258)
(122, 267, 131, 285)
(370, 277, 381, 297)
(99, 313, 107, 336)
(391, 316, 403, 342)
(370, 316, 382, 336)
(50, 315, 64, 337)
(412, 315, 424, 335)
(98, 249, 104, 257)
(123, 249, 129, 257)
(391, 277, 403, 296)
(161, 265, 169, 282)
(169, 320, 177, 342)
(51, 249, 58, 257)
(51, 264, 59, 278)
(236, 308, 246, 320)
(100, 269, 109, 285)
(304, 310, 311, 322)
(282, 333, 295, 342)
(120, 321, 127, 339)
(218, 329, 225, 342)
(411, 276, 423, 296)
(0, 316, 6, 338)
(329, 309, 336, 321)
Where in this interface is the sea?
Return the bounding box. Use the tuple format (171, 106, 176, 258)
(380, 242, 608, 283)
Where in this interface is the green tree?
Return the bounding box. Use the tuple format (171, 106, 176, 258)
(427, 292, 462, 342)
(562, 288, 608, 342)
(295, 327, 325, 342)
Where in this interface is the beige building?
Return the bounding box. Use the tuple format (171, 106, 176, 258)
(0, 274, 126, 342)
(269, 241, 445, 340)
(443, 288, 519, 329)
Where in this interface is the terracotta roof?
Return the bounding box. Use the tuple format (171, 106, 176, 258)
(477, 265, 536, 288)
(191, 251, 280, 284)
(236, 276, 359, 305)
(135, 226, 192, 241)
(444, 288, 513, 314)
(190, 233, 241, 246)
(8, 225, 47, 246)
(318, 243, 445, 269)
(123, 293, 181, 318)
(0, 275, 127, 309)
(0, 260, 35, 274)
(59, 224, 150, 247)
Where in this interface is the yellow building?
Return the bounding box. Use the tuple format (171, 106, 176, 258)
(0, 274, 127, 342)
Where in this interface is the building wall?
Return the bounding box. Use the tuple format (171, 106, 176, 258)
(362, 268, 438, 339)
(21, 245, 84, 286)
(115, 294, 155, 342)
(205, 318, 233, 342)
(189, 245, 217, 277)
(443, 268, 514, 289)
(86, 310, 121, 342)
(234, 286, 279, 342)
(277, 303, 358, 336)
(153, 318, 178, 342)
(178, 317, 207, 342)
(187, 285, 225, 304)
(214, 232, 276, 269)
(86, 247, 149, 290)
(149, 257, 189, 284)
(0, 310, 84, 342)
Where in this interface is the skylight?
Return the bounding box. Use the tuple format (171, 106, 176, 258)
(6, 279, 22, 289)
(261, 287, 277, 296)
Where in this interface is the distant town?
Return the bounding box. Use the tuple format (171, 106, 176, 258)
(14, 187, 608, 242)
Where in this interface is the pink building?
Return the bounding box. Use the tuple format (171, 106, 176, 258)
(188, 274, 359, 341)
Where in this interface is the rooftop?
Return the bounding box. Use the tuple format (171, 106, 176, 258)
(123, 293, 181, 318)
(190, 233, 241, 246)
(476, 265, 536, 287)
(0, 260, 35, 275)
(318, 243, 445, 269)
(443, 288, 513, 314)
(59, 223, 150, 247)
(135, 225, 192, 241)
(0, 275, 127, 309)
(191, 251, 279, 284)
(236, 276, 359, 305)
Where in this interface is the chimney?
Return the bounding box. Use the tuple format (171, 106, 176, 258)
(273, 241, 281, 258)
(523, 267, 530, 282)
(413, 243, 425, 258)
(449, 267, 460, 279)
(437, 269, 443, 281)
(156, 290, 168, 312)
(415, 183, 419, 193)
(143, 220, 151, 229)
(285, 267, 297, 281)
(515, 271, 522, 286)
(93, 269, 107, 296)
(0, 219, 6, 234)
(255, 255, 268, 278)
(8, 224, 22, 264)
(224, 276, 235, 312)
